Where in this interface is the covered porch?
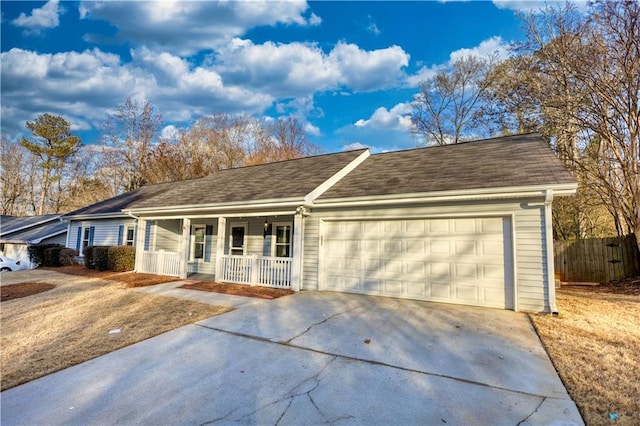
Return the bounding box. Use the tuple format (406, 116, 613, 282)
(133, 211, 304, 290)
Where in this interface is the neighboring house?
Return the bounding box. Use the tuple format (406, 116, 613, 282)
(0, 215, 68, 268)
(64, 134, 578, 312)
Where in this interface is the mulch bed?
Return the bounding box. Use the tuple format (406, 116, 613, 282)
(180, 281, 294, 299)
(562, 274, 640, 295)
(1, 282, 55, 302)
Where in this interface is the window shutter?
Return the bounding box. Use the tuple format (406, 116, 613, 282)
(89, 226, 95, 245)
(76, 227, 82, 251)
(117, 225, 124, 245)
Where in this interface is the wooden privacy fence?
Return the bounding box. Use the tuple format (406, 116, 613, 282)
(554, 234, 640, 283)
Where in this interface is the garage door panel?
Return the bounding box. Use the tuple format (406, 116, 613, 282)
(454, 263, 478, 279)
(455, 285, 479, 302)
(431, 283, 452, 298)
(383, 280, 403, 294)
(430, 240, 451, 255)
(322, 217, 512, 309)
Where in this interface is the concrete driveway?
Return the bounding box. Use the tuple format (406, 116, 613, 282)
(1, 291, 582, 425)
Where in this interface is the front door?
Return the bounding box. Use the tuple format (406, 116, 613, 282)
(230, 224, 247, 255)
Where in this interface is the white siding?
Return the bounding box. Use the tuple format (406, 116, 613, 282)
(305, 198, 550, 312)
(154, 220, 181, 251)
(303, 217, 320, 290)
(67, 218, 135, 252)
(188, 221, 218, 275)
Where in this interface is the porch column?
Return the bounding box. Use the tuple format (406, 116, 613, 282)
(215, 216, 226, 281)
(291, 209, 305, 291)
(179, 218, 191, 279)
(134, 218, 146, 273)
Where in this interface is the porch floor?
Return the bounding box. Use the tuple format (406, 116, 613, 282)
(187, 273, 216, 282)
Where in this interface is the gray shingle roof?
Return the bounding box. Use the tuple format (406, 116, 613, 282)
(128, 149, 367, 210)
(317, 133, 576, 200)
(1, 219, 67, 244)
(63, 181, 178, 216)
(1, 214, 60, 236)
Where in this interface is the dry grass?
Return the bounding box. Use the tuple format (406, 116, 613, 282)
(1, 270, 230, 391)
(530, 284, 640, 425)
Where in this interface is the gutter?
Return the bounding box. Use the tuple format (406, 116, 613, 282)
(313, 183, 578, 208)
(124, 198, 305, 216)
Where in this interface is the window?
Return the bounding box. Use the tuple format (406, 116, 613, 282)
(82, 227, 91, 251)
(229, 224, 247, 256)
(191, 225, 206, 260)
(273, 223, 292, 257)
(125, 225, 135, 246)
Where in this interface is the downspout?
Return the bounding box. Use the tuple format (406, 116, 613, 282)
(544, 190, 559, 315)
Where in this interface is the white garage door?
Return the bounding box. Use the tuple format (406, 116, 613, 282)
(322, 217, 513, 309)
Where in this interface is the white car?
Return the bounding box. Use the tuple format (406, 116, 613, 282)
(0, 255, 23, 272)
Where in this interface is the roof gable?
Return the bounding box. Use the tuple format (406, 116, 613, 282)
(317, 133, 576, 201)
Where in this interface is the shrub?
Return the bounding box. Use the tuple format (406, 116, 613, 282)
(93, 246, 110, 271)
(59, 248, 79, 266)
(108, 245, 135, 272)
(43, 246, 63, 267)
(83, 246, 95, 269)
(28, 244, 65, 267)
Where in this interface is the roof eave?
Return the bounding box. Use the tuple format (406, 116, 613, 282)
(124, 197, 306, 216)
(313, 183, 578, 208)
(61, 212, 130, 221)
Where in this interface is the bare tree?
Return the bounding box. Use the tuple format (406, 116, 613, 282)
(247, 117, 321, 165)
(1, 138, 34, 215)
(100, 98, 162, 191)
(410, 55, 498, 145)
(520, 0, 640, 246)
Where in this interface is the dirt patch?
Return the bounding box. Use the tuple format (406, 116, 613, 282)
(1, 282, 55, 301)
(530, 276, 640, 425)
(2, 270, 230, 391)
(180, 281, 294, 299)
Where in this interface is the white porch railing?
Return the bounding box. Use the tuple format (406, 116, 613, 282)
(138, 251, 181, 277)
(220, 255, 292, 288)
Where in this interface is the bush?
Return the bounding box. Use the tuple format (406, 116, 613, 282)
(59, 248, 79, 266)
(108, 246, 135, 272)
(83, 246, 95, 269)
(28, 244, 65, 267)
(44, 246, 63, 267)
(92, 246, 110, 271)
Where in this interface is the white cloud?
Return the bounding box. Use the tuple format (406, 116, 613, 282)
(12, 0, 62, 32)
(328, 42, 409, 92)
(448, 36, 509, 62)
(79, 0, 320, 56)
(304, 122, 321, 137)
(343, 142, 369, 151)
(160, 125, 179, 141)
(406, 36, 510, 87)
(0, 47, 273, 137)
(216, 39, 410, 96)
(492, 0, 589, 14)
(354, 103, 412, 131)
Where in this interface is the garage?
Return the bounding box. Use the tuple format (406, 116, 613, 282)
(321, 217, 513, 309)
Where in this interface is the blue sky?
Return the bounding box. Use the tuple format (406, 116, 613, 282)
(1, 1, 553, 153)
